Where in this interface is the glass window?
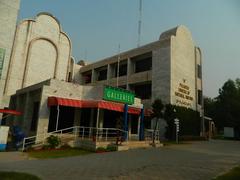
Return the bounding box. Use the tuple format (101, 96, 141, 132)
(134, 83, 152, 100)
(115, 63, 127, 77)
(31, 102, 40, 131)
(97, 68, 107, 81)
(132, 52, 152, 73)
(197, 65, 202, 79)
(198, 90, 202, 105)
(82, 71, 92, 84)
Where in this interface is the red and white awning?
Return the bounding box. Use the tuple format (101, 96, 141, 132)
(0, 109, 22, 116)
(48, 96, 142, 115)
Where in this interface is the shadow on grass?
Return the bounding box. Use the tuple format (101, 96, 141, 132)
(213, 166, 240, 180)
(0, 171, 40, 180)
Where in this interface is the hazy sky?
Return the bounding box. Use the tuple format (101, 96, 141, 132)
(19, 0, 240, 98)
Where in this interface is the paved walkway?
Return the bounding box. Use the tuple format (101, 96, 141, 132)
(0, 140, 240, 180)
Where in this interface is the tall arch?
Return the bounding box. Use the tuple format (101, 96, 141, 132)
(22, 37, 59, 88)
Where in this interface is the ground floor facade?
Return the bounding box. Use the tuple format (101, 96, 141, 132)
(5, 79, 150, 143)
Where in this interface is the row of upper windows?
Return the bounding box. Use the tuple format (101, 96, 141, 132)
(82, 52, 152, 84)
(81, 55, 202, 84)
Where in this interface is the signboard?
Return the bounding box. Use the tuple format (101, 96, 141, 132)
(103, 86, 135, 105)
(174, 118, 180, 132)
(0, 48, 6, 79)
(175, 79, 193, 108)
(0, 126, 9, 150)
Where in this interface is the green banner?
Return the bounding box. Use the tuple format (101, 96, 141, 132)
(0, 48, 6, 79)
(103, 86, 135, 105)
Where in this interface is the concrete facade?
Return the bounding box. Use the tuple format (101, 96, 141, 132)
(1, 13, 73, 109)
(77, 25, 203, 113)
(0, 0, 20, 109)
(9, 79, 142, 137)
(2, 10, 203, 138)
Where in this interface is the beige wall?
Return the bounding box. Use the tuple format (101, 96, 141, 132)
(170, 26, 197, 110)
(4, 13, 72, 98)
(0, 0, 20, 108)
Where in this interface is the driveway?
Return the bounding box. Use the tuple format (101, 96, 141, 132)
(0, 140, 240, 180)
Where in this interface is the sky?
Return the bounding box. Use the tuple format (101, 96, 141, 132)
(19, 0, 240, 98)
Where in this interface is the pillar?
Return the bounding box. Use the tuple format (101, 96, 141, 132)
(123, 104, 128, 140)
(139, 107, 144, 140)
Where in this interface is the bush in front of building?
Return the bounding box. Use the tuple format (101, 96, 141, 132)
(96, 146, 117, 153)
(106, 145, 117, 152)
(46, 135, 61, 149)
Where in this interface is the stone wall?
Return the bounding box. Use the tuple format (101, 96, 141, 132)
(0, 0, 20, 109)
(3, 13, 72, 100)
(170, 26, 197, 110)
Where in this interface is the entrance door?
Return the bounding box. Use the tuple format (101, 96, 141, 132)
(130, 115, 139, 140)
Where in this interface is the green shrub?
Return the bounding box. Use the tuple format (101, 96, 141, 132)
(106, 145, 117, 152)
(96, 147, 106, 152)
(46, 135, 61, 149)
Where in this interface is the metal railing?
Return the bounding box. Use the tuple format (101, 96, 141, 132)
(144, 129, 160, 143)
(22, 126, 128, 151)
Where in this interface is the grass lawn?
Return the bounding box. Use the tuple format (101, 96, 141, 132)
(27, 148, 92, 159)
(0, 171, 40, 180)
(214, 166, 240, 180)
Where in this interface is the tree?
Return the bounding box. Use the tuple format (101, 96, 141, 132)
(207, 79, 240, 133)
(151, 99, 164, 144)
(204, 96, 216, 120)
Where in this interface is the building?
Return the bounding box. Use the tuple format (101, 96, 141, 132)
(78, 25, 203, 113)
(2, 12, 203, 144)
(0, 0, 20, 110)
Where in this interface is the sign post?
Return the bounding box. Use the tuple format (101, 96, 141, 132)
(174, 118, 179, 144)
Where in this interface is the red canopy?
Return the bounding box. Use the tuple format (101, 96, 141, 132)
(48, 96, 141, 115)
(0, 109, 22, 116)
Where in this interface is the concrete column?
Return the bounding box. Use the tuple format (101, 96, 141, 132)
(126, 57, 132, 90)
(128, 115, 131, 139)
(107, 64, 112, 84)
(91, 69, 96, 83)
(98, 109, 104, 128)
(96, 108, 100, 128)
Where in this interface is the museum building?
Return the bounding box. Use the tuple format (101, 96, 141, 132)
(0, 10, 203, 143)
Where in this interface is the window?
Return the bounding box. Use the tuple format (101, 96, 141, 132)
(97, 68, 107, 81)
(134, 83, 152, 100)
(198, 90, 202, 105)
(68, 72, 72, 82)
(82, 71, 92, 84)
(115, 63, 127, 77)
(197, 65, 202, 79)
(30, 102, 40, 131)
(132, 52, 152, 73)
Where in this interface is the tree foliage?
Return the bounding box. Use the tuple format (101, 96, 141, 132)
(151, 99, 164, 119)
(204, 79, 240, 131)
(151, 100, 201, 140)
(164, 104, 201, 139)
